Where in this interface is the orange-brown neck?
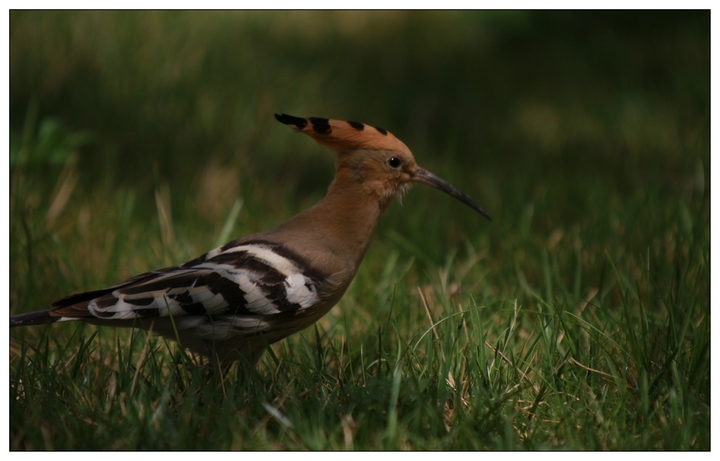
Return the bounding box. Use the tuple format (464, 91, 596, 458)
(258, 160, 395, 282)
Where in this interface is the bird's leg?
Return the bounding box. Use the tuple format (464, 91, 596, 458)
(201, 340, 225, 381)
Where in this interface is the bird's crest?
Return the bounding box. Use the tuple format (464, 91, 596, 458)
(274, 113, 411, 155)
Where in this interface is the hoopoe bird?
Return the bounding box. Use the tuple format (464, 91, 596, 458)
(10, 114, 491, 369)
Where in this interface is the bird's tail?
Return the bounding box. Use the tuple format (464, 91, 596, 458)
(10, 310, 60, 327)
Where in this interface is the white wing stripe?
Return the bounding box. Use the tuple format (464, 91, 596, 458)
(220, 244, 301, 276)
(285, 273, 318, 307)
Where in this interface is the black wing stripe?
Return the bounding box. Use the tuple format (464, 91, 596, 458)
(119, 271, 199, 296)
(204, 251, 287, 285)
(237, 239, 330, 281)
(134, 308, 160, 317)
(125, 296, 155, 306)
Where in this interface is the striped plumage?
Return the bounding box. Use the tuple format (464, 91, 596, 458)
(11, 113, 491, 368)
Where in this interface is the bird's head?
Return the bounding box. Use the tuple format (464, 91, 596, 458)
(274, 113, 491, 220)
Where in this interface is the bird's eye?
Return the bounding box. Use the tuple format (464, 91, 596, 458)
(388, 157, 402, 168)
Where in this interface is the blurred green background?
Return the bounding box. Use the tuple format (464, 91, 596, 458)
(9, 10, 709, 450)
(10, 10, 708, 210)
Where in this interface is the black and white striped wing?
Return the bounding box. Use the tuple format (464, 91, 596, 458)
(51, 240, 326, 326)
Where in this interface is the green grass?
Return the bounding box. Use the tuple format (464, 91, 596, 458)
(9, 11, 709, 450)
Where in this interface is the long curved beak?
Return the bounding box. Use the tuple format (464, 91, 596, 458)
(412, 168, 491, 221)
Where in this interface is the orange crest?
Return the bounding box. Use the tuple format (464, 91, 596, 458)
(275, 113, 411, 155)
